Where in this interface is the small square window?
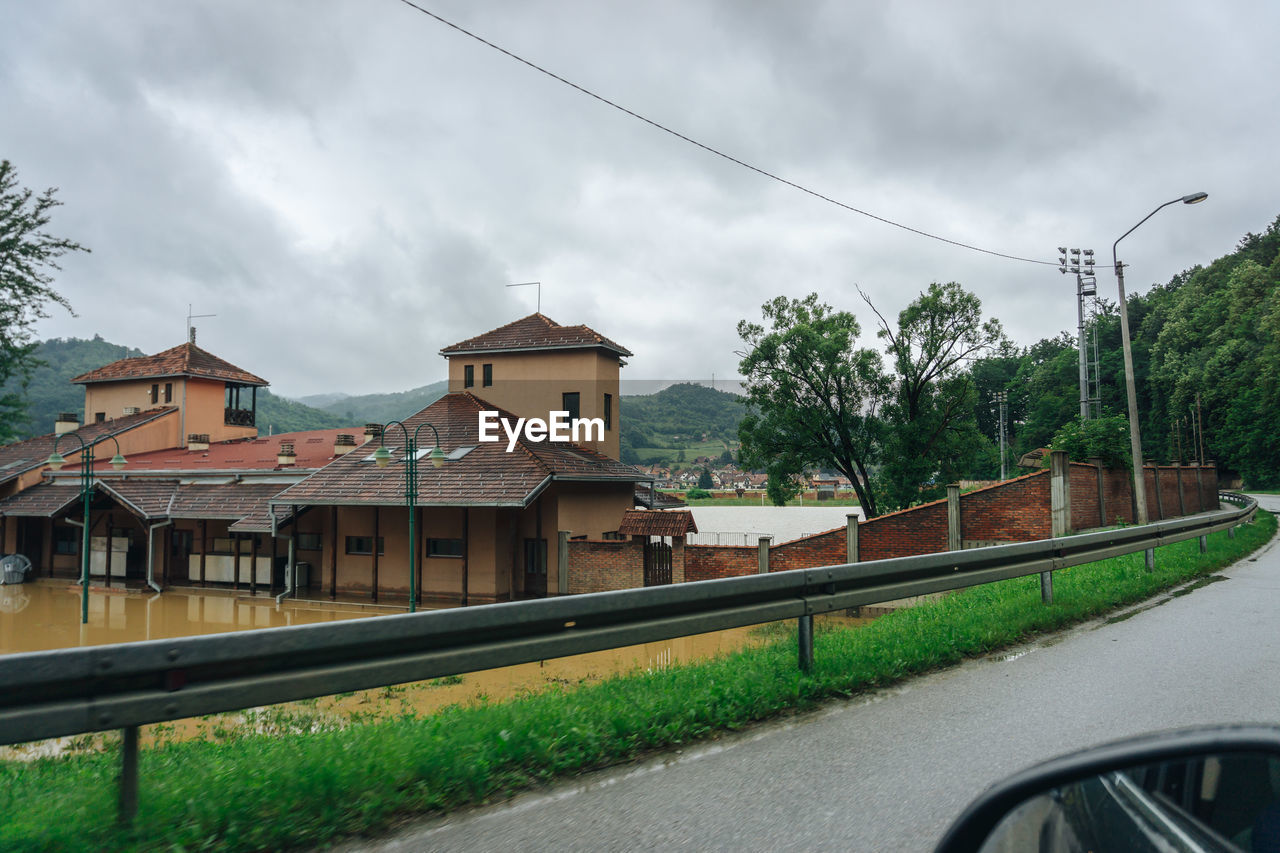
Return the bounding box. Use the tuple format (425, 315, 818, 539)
(164, 382, 173, 403)
(427, 538, 464, 557)
(562, 392, 580, 422)
(297, 533, 323, 551)
(463, 365, 475, 389)
(345, 536, 385, 556)
(482, 363, 493, 387)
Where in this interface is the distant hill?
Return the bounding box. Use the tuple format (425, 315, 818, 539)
(294, 392, 351, 409)
(620, 382, 747, 466)
(304, 381, 449, 426)
(0, 336, 350, 441)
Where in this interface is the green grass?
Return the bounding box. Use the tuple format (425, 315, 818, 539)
(2, 512, 1274, 852)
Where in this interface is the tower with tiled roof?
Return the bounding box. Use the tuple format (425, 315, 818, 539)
(440, 314, 630, 460)
(71, 330, 268, 448)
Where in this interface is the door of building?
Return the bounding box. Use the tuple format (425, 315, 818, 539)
(170, 529, 193, 583)
(523, 538, 547, 598)
(643, 540, 672, 586)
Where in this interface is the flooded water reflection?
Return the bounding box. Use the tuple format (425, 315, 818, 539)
(2, 582, 846, 757)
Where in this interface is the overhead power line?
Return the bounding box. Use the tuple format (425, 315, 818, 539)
(396, 0, 1060, 268)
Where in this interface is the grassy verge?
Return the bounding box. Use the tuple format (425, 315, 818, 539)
(2, 512, 1274, 852)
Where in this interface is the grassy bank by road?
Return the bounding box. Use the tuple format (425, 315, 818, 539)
(2, 512, 1274, 852)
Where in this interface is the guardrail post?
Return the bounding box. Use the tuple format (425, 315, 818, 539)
(119, 725, 139, 823)
(845, 513, 860, 564)
(1199, 534, 1208, 554)
(1229, 525, 1236, 540)
(757, 536, 771, 574)
(798, 613, 814, 673)
(947, 484, 961, 552)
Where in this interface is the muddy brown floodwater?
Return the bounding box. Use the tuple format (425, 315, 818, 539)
(2, 581, 863, 758)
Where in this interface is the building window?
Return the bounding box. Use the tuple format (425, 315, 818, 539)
(164, 382, 173, 403)
(562, 392, 580, 422)
(151, 383, 159, 404)
(54, 526, 80, 555)
(345, 536, 384, 556)
(463, 365, 474, 388)
(603, 393, 612, 430)
(95, 412, 106, 423)
(297, 533, 323, 551)
(427, 538, 464, 557)
(482, 363, 493, 387)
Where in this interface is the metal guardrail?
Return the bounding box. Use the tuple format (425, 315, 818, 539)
(0, 493, 1259, 820)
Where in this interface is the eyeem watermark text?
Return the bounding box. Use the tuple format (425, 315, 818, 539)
(478, 411, 604, 451)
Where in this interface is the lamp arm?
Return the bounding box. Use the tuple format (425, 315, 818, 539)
(1112, 197, 1182, 268)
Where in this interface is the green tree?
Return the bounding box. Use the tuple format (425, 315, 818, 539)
(736, 294, 887, 515)
(863, 282, 1004, 510)
(1048, 415, 1131, 470)
(0, 160, 87, 443)
(697, 467, 714, 490)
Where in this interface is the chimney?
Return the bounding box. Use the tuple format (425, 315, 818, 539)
(277, 442, 296, 467)
(55, 413, 79, 435)
(334, 434, 357, 455)
(189, 326, 197, 345)
(364, 423, 383, 442)
(187, 433, 210, 451)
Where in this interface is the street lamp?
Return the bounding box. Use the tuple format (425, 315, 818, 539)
(1112, 192, 1208, 527)
(47, 433, 127, 624)
(373, 421, 445, 612)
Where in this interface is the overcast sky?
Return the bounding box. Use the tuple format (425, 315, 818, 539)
(3, 1, 1277, 398)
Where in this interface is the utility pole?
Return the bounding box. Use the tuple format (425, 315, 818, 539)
(1058, 248, 1097, 419)
(993, 391, 1008, 480)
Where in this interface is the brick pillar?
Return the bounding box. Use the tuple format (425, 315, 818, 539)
(1176, 464, 1186, 516)
(947, 484, 961, 551)
(845, 513, 860, 564)
(672, 536, 686, 583)
(758, 536, 771, 574)
(1193, 463, 1205, 512)
(1089, 457, 1106, 528)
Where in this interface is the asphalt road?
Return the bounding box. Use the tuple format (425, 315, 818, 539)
(340, 495, 1280, 852)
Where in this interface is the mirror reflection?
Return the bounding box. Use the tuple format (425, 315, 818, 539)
(981, 752, 1280, 852)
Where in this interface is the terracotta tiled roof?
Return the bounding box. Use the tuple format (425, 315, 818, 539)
(271, 392, 647, 508)
(0, 482, 85, 518)
(92, 429, 366, 473)
(616, 509, 698, 537)
(71, 342, 268, 386)
(440, 314, 632, 358)
(0, 409, 176, 488)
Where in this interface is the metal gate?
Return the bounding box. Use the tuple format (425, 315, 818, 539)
(643, 540, 672, 586)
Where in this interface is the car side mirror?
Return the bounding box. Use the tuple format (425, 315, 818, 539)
(935, 725, 1280, 853)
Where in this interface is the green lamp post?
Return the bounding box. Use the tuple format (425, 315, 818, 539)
(47, 433, 127, 624)
(373, 421, 445, 612)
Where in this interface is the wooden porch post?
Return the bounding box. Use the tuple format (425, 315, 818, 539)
(461, 508, 469, 607)
(371, 507, 379, 603)
(250, 533, 259, 594)
(199, 520, 207, 585)
(329, 506, 338, 600)
(233, 534, 242, 591)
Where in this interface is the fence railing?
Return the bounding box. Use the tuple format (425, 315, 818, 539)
(0, 493, 1258, 820)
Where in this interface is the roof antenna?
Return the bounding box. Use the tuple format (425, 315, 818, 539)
(187, 303, 217, 345)
(506, 281, 541, 313)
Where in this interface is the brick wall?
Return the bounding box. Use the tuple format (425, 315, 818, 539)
(960, 471, 1052, 542)
(566, 538, 644, 594)
(858, 500, 949, 561)
(566, 462, 1222, 592)
(685, 544, 758, 582)
(770, 526, 847, 572)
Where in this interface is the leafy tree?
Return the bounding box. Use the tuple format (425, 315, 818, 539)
(863, 282, 1004, 509)
(0, 160, 88, 442)
(1048, 415, 1131, 470)
(697, 467, 714, 490)
(736, 294, 887, 515)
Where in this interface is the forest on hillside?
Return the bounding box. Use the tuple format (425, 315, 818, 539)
(969, 215, 1280, 487)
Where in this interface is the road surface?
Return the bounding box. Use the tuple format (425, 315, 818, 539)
(339, 496, 1280, 852)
